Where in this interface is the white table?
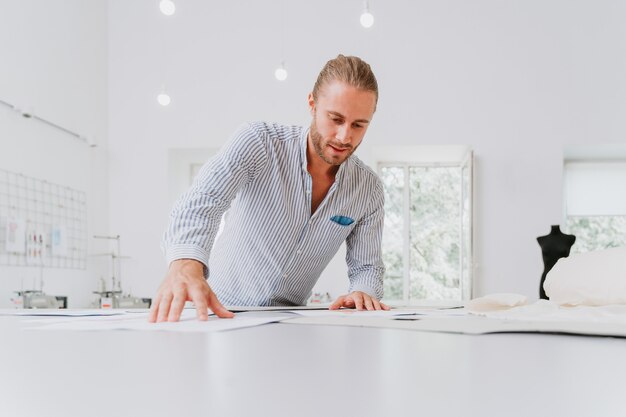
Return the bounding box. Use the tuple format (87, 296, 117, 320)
(1, 315, 625, 417)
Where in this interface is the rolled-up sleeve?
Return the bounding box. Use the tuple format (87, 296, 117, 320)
(345, 181, 385, 300)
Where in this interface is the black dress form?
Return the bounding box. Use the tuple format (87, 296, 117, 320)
(537, 225, 576, 299)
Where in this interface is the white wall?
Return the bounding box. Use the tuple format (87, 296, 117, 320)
(0, 0, 109, 307)
(3, 1, 624, 306)
(111, 0, 626, 303)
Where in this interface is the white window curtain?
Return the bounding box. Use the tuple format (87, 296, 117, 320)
(564, 161, 626, 216)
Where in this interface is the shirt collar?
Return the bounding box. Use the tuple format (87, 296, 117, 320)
(299, 127, 309, 174)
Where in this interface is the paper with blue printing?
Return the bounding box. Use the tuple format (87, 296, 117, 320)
(330, 215, 354, 226)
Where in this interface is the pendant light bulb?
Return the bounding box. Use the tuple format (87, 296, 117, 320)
(360, 2, 374, 28)
(157, 91, 171, 106)
(275, 62, 288, 81)
(159, 0, 176, 16)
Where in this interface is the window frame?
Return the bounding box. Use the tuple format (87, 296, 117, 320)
(376, 149, 473, 305)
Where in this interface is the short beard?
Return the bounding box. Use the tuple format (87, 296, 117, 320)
(310, 114, 356, 166)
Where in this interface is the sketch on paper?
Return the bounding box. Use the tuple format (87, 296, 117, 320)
(5, 217, 26, 254)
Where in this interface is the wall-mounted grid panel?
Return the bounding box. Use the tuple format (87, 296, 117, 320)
(0, 169, 87, 269)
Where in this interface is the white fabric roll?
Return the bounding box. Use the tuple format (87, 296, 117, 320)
(465, 293, 528, 313)
(544, 246, 626, 306)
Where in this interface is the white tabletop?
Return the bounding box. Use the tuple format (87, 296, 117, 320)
(1, 314, 625, 417)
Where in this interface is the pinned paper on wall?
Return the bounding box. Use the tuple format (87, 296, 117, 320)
(26, 227, 47, 265)
(51, 225, 68, 256)
(5, 217, 26, 254)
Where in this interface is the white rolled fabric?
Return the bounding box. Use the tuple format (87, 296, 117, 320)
(465, 293, 528, 313)
(544, 246, 626, 306)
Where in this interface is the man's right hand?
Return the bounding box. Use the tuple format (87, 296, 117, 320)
(148, 259, 234, 323)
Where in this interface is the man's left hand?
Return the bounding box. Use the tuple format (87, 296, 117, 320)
(329, 291, 390, 311)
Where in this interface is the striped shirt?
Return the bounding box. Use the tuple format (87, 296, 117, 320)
(162, 121, 385, 306)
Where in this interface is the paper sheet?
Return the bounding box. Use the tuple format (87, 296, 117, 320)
(0, 309, 127, 317)
(290, 309, 402, 318)
(284, 312, 626, 338)
(226, 305, 329, 312)
(5, 217, 26, 254)
(289, 307, 467, 318)
(28, 310, 293, 333)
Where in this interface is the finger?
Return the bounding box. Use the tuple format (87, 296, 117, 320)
(148, 294, 162, 323)
(157, 293, 173, 323)
(190, 290, 209, 321)
(208, 291, 234, 318)
(372, 298, 382, 311)
(329, 296, 346, 310)
(167, 291, 187, 322)
(380, 302, 391, 311)
(353, 293, 365, 310)
(343, 296, 356, 309)
(363, 295, 375, 311)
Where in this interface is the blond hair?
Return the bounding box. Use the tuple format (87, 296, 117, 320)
(312, 55, 378, 104)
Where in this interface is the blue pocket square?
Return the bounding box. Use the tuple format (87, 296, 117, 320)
(330, 215, 354, 226)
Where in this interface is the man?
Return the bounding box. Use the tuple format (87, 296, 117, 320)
(149, 54, 388, 323)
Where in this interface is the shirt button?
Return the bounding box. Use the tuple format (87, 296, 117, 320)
(297, 250, 302, 255)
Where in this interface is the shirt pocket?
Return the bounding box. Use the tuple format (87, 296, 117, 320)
(324, 216, 357, 241)
(330, 215, 354, 226)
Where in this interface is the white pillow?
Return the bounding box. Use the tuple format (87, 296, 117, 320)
(544, 246, 626, 306)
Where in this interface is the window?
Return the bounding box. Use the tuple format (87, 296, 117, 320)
(376, 147, 473, 304)
(563, 159, 626, 253)
(167, 148, 217, 209)
(167, 148, 225, 246)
